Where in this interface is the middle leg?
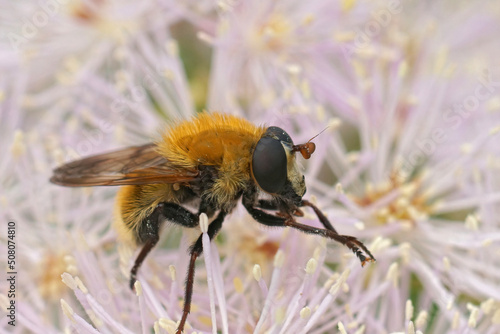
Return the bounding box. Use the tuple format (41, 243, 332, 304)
(130, 202, 204, 289)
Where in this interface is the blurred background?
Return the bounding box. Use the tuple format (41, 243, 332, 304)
(1, 1, 500, 333)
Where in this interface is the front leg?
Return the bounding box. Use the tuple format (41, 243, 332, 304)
(257, 199, 338, 229)
(259, 198, 347, 233)
(256, 199, 282, 210)
(256, 199, 305, 218)
(300, 199, 337, 233)
(243, 193, 375, 266)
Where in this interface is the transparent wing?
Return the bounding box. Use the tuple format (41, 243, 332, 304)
(50, 143, 198, 186)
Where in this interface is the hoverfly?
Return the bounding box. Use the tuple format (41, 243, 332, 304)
(51, 112, 375, 333)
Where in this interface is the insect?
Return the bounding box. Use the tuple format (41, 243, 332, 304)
(51, 112, 375, 333)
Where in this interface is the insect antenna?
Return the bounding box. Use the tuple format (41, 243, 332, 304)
(292, 127, 329, 159)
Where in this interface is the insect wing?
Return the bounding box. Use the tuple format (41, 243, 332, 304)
(50, 143, 198, 186)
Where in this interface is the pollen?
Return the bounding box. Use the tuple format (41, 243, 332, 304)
(11, 130, 26, 158)
(158, 318, 177, 332)
(300, 306, 311, 319)
(452, 311, 460, 329)
(415, 310, 428, 329)
(486, 96, 500, 112)
(233, 277, 244, 294)
(197, 315, 212, 327)
(405, 299, 414, 321)
(354, 325, 366, 334)
(275, 307, 286, 324)
(351, 173, 432, 226)
(493, 309, 500, 324)
(222, 221, 281, 276)
(60, 299, 75, 322)
(252, 13, 292, 53)
(338, 321, 347, 334)
(329, 269, 350, 295)
(69, 0, 137, 41)
(305, 258, 318, 275)
(38, 252, 72, 302)
(385, 262, 400, 287)
(253, 264, 262, 281)
(468, 305, 479, 328)
(273, 249, 285, 268)
(407, 321, 416, 334)
(69, 0, 103, 24)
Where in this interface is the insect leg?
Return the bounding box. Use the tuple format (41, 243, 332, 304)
(243, 196, 375, 266)
(282, 218, 375, 266)
(243, 200, 288, 226)
(299, 199, 338, 233)
(130, 236, 159, 289)
(177, 210, 227, 334)
(130, 202, 200, 289)
(299, 200, 376, 264)
(257, 199, 280, 210)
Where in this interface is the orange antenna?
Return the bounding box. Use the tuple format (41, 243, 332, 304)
(292, 127, 329, 159)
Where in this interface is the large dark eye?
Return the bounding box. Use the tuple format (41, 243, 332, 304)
(266, 126, 293, 145)
(252, 137, 287, 194)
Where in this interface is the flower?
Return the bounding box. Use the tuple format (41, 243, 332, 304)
(205, 0, 382, 119)
(1, 0, 195, 129)
(296, 1, 500, 332)
(2, 0, 500, 333)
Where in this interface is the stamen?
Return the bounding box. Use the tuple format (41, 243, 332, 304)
(480, 298, 494, 314)
(386, 262, 399, 287)
(134, 281, 142, 296)
(75, 277, 88, 294)
(338, 321, 347, 334)
(158, 318, 177, 332)
(415, 310, 428, 329)
(253, 264, 262, 281)
(61, 299, 75, 322)
(169, 265, 176, 281)
(405, 299, 414, 321)
(300, 307, 311, 319)
(407, 321, 416, 334)
(200, 213, 218, 333)
(468, 305, 478, 328)
(233, 277, 244, 294)
(254, 250, 284, 333)
(305, 258, 318, 275)
(354, 325, 366, 334)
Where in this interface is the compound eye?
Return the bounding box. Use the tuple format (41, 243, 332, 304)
(252, 137, 287, 194)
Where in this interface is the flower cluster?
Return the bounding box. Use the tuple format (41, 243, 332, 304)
(1, 0, 500, 333)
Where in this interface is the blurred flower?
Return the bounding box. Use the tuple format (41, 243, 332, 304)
(297, 1, 500, 333)
(207, 0, 378, 120)
(1, 0, 195, 131)
(2, 0, 500, 334)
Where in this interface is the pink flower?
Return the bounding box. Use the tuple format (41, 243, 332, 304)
(2, 1, 500, 333)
